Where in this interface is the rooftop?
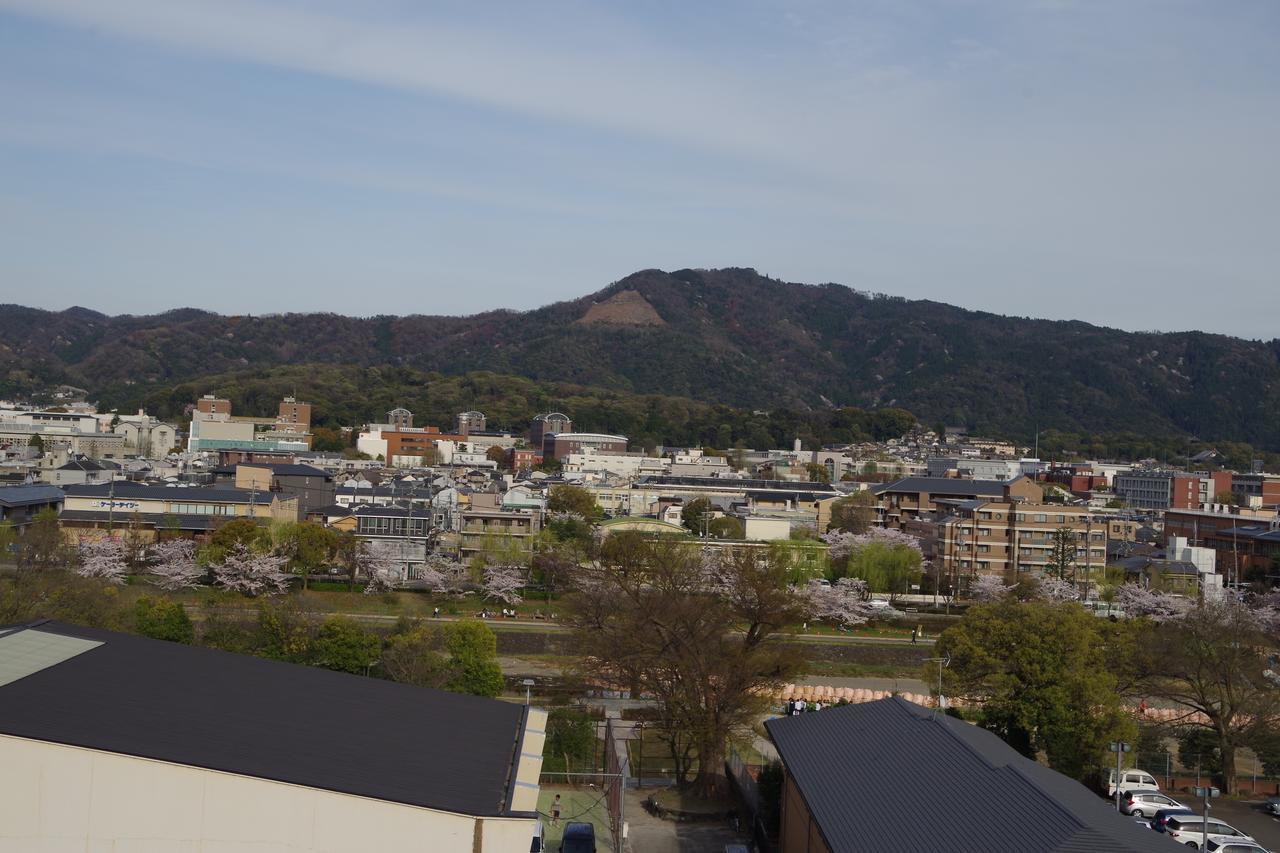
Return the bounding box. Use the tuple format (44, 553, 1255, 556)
(63, 482, 276, 504)
(0, 484, 65, 508)
(766, 697, 1179, 853)
(0, 621, 530, 817)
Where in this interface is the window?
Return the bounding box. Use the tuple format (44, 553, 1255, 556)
(1034, 514, 1046, 523)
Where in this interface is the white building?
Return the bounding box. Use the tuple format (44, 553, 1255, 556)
(564, 448, 669, 479)
(0, 620, 545, 853)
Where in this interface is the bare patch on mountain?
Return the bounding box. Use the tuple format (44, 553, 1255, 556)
(576, 290, 665, 327)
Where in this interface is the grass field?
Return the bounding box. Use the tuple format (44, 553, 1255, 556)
(537, 782, 618, 852)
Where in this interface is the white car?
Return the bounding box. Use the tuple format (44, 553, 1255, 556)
(1106, 767, 1161, 797)
(1161, 815, 1254, 847)
(1206, 841, 1270, 853)
(1119, 790, 1185, 818)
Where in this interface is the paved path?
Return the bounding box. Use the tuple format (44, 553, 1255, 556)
(624, 790, 751, 853)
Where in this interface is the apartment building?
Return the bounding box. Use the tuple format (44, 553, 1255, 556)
(1113, 470, 1231, 510)
(873, 476, 1043, 529)
(933, 499, 1106, 585)
(1164, 505, 1279, 546)
(459, 497, 541, 561)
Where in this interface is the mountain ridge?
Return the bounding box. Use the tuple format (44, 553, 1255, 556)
(3, 268, 1278, 448)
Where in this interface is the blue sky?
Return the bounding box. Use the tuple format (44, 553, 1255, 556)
(1, 1, 1277, 337)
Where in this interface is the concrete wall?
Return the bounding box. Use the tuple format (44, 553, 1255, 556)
(0, 734, 536, 853)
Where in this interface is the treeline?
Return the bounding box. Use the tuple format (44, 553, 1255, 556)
(106, 364, 919, 451)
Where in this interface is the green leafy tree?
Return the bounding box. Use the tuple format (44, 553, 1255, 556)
(274, 521, 338, 590)
(547, 484, 601, 520)
(827, 492, 875, 534)
(310, 615, 381, 675)
(441, 619, 504, 698)
(1177, 727, 1222, 776)
(707, 516, 744, 540)
(379, 622, 449, 688)
(935, 599, 1136, 781)
(254, 600, 316, 663)
(485, 445, 508, 468)
(18, 507, 69, 571)
(543, 707, 596, 773)
(1046, 527, 1078, 581)
(681, 497, 713, 535)
(133, 596, 194, 644)
(805, 462, 831, 484)
(205, 517, 267, 564)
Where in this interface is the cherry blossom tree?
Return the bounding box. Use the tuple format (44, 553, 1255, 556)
(805, 578, 899, 627)
(213, 543, 291, 596)
(76, 536, 128, 584)
(148, 539, 204, 591)
(482, 563, 524, 605)
(1113, 583, 1190, 621)
(970, 574, 1014, 602)
(1035, 575, 1081, 602)
(418, 554, 466, 594)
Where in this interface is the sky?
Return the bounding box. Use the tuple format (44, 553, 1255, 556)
(0, 1, 1277, 338)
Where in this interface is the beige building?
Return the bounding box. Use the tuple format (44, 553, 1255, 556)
(933, 499, 1106, 588)
(59, 481, 296, 539)
(460, 496, 541, 561)
(0, 621, 544, 853)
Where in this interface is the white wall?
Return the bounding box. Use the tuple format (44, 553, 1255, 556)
(0, 735, 536, 853)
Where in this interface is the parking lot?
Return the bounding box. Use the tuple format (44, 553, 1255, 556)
(1199, 799, 1280, 851)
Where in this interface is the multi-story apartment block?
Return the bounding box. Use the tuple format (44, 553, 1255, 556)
(1113, 470, 1231, 510)
(933, 500, 1106, 585)
(459, 506, 541, 560)
(873, 476, 1043, 529)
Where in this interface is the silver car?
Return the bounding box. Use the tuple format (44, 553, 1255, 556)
(1162, 815, 1255, 847)
(1120, 790, 1185, 818)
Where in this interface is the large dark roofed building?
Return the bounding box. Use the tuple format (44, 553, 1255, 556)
(0, 621, 544, 851)
(766, 697, 1180, 853)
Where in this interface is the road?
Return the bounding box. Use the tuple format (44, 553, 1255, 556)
(1196, 798, 1280, 851)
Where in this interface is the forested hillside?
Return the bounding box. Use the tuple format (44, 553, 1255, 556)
(3, 268, 1278, 449)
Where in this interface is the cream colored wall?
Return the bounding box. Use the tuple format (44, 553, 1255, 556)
(0, 735, 536, 853)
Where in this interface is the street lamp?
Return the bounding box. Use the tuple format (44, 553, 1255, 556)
(923, 656, 950, 715)
(634, 722, 644, 789)
(1192, 786, 1219, 853)
(522, 678, 535, 706)
(1108, 741, 1131, 812)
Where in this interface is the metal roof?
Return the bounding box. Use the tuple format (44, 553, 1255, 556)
(62, 482, 275, 504)
(873, 476, 1019, 496)
(0, 484, 65, 508)
(766, 697, 1181, 853)
(0, 621, 528, 817)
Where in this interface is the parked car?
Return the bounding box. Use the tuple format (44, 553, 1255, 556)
(560, 822, 596, 853)
(1121, 790, 1186, 818)
(1161, 815, 1254, 847)
(1106, 768, 1161, 797)
(1206, 841, 1270, 853)
(1149, 807, 1195, 832)
(1265, 796, 1280, 817)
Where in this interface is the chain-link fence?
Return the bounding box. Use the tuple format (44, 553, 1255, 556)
(1126, 750, 1280, 797)
(537, 772, 624, 853)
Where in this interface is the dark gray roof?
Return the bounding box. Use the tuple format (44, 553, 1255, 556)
(238, 463, 333, 479)
(63, 482, 274, 504)
(766, 697, 1180, 853)
(873, 476, 1019, 497)
(57, 459, 105, 472)
(0, 621, 528, 817)
(0, 484, 65, 508)
(635, 475, 839, 493)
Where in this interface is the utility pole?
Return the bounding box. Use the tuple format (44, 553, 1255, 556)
(1109, 741, 1131, 811)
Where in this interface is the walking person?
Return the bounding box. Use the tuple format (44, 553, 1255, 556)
(551, 794, 562, 827)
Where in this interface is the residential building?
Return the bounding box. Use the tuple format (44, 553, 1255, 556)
(459, 503, 541, 560)
(0, 485, 64, 532)
(0, 620, 543, 853)
(231, 463, 336, 515)
(669, 448, 731, 477)
(59, 482, 295, 539)
(1113, 469, 1231, 511)
(455, 410, 486, 435)
(528, 413, 571, 450)
(544, 432, 627, 461)
(188, 395, 313, 453)
(327, 505, 435, 580)
(563, 449, 668, 479)
(933, 499, 1105, 584)
(873, 476, 1043, 529)
(111, 410, 177, 458)
(925, 457, 1023, 480)
(1204, 523, 1280, 582)
(765, 696, 1178, 853)
(46, 458, 116, 486)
